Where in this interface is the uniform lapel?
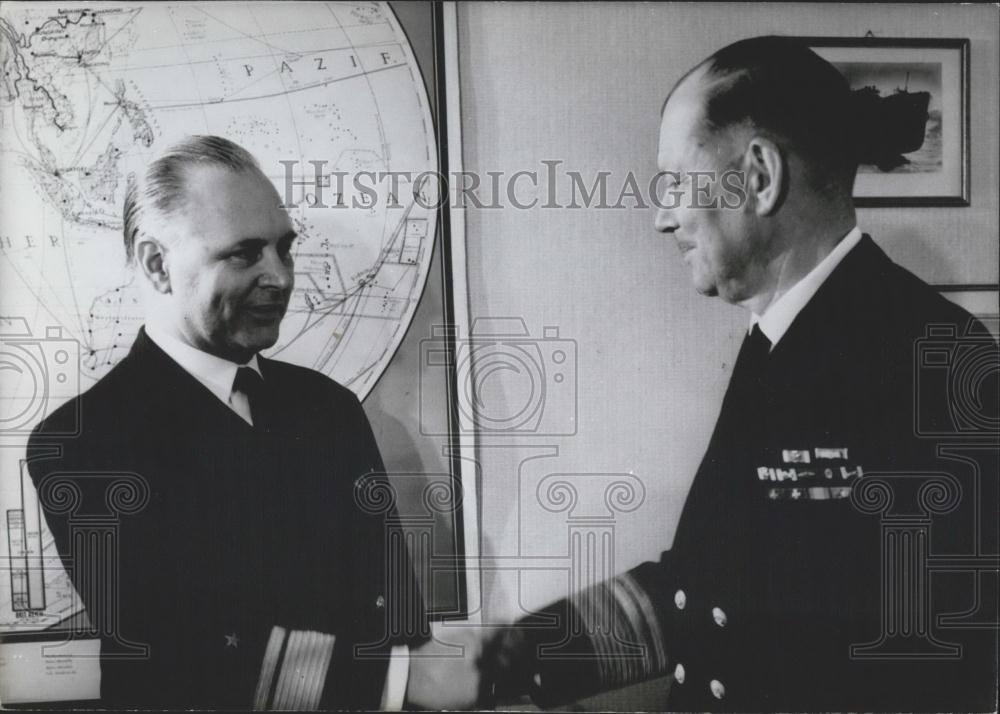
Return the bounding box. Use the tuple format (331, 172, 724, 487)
(769, 235, 887, 365)
(124, 327, 254, 433)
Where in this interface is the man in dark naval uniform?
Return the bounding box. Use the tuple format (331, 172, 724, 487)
(27, 136, 474, 709)
(482, 36, 998, 711)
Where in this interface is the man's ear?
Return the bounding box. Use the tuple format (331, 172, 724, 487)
(134, 235, 171, 294)
(745, 136, 784, 216)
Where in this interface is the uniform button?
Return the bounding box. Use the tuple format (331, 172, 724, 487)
(673, 662, 686, 684)
(712, 606, 727, 627)
(674, 589, 687, 610)
(375, 595, 385, 608)
(710, 679, 726, 700)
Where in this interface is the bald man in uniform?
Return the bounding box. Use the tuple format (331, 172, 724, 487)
(481, 36, 998, 712)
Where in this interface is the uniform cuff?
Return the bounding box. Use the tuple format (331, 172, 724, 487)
(380, 644, 409, 711)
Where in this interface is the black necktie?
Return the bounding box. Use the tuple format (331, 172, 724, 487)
(703, 323, 773, 487)
(743, 323, 772, 374)
(723, 323, 772, 414)
(233, 366, 267, 430)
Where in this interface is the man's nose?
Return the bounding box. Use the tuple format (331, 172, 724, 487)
(259, 248, 293, 291)
(654, 205, 679, 234)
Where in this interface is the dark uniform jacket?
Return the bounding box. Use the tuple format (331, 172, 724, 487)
(27, 328, 425, 709)
(493, 236, 998, 711)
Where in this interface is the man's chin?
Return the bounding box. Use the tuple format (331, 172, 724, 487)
(230, 328, 281, 360)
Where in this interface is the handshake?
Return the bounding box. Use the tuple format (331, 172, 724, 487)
(405, 621, 548, 710)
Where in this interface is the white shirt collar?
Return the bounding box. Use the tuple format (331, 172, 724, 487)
(750, 227, 862, 348)
(144, 321, 261, 405)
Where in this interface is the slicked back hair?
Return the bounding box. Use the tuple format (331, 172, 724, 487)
(672, 36, 859, 195)
(123, 135, 261, 263)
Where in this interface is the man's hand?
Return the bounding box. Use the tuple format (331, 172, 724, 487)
(405, 621, 492, 709)
(479, 623, 537, 703)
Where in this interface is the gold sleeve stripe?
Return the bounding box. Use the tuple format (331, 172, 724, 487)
(301, 630, 329, 708)
(254, 626, 287, 710)
(309, 631, 337, 708)
(272, 629, 305, 708)
(294, 631, 318, 708)
(253, 627, 336, 710)
(616, 572, 668, 675)
(289, 630, 315, 708)
(604, 580, 642, 685)
(567, 575, 664, 690)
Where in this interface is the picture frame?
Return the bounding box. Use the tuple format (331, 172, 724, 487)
(801, 37, 970, 207)
(936, 283, 1000, 337)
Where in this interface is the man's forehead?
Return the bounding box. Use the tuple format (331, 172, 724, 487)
(659, 67, 750, 170)
(657, 74, 709, 165)
(669, 64, 710, 108)
(170, 164, 290, 241)
(182, 165, 282, 211)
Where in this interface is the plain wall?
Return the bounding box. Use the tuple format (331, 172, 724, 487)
(454, 2, 999, 623)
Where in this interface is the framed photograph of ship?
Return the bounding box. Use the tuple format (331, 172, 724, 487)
(803, 37, 970, 207)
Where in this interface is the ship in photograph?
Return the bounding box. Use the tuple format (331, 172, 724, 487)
(852, 73, 931, 171)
